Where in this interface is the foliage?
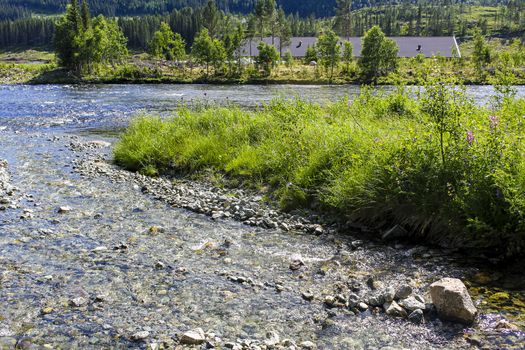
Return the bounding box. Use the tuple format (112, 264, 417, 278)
(317, 29, 341, 82)
(54, 0, 127, 74)
(148, 22, 186, 60)
(115, 86, 525, 258)
(472, 28, 492, 74)
(255, 41, 279, 76)
(359, 25, 398, 82)
(342, 40, 353, 72)
(191, 28, 225, 75)
(304, 44, 318, 65)
(283, 50, 293, 67)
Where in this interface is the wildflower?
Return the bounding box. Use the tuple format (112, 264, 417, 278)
(466, 130, 475, 145)
(489, 115, 500, 129)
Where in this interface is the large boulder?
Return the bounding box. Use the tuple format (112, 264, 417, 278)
(430, 278, 477, 324)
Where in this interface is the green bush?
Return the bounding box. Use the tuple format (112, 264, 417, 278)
(114, 85, 525, 257)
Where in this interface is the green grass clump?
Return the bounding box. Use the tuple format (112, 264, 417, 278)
(114, 85, 525, 257)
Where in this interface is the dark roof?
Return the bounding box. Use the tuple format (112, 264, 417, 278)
(241, 36, 461, 58)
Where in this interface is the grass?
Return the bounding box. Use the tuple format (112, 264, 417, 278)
(114, 83, 525, 258)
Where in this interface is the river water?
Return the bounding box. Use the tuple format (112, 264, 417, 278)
(0, 84, 524, 349)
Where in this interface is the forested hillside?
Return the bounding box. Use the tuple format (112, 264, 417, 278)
(0, 0, 522, 49)
(0, 0, 515, 18)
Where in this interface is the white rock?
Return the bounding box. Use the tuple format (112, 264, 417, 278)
(131, 331, 150, 341)
(430, 278, 477, 324)
(180, 328, 206, 345)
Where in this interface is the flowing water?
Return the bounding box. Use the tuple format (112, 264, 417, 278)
(1, 84, 524, 349)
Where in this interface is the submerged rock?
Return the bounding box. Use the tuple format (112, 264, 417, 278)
(430, 278, 477, 324)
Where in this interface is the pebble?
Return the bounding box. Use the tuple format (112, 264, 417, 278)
(70, 297, 88, 307)
(358, 302, 369, 311)
(299, 340, 316, 349)
(58, 206, 72, 213)
(302, 291, 314, 302)
(92, 246, 108, 253)
(289, 259, 305, 271)
(130, 331, 150, 341)
(180, 328, 206, 345)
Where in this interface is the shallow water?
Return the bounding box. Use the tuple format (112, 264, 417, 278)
(0, 84, 524, 349)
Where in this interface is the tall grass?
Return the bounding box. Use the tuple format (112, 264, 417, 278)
(114, 85, 525, 257)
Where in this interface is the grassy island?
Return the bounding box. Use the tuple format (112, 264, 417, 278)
(114, 83, 525, 258)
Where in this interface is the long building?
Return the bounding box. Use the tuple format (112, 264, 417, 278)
(241, 36, 461, 58)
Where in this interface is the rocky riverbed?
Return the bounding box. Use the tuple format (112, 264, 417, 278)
(1, 130, 523, 349)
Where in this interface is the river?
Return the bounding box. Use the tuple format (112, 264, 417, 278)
(0, 84, 524, 349)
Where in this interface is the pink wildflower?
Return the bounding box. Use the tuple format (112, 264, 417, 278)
(489, 115, 500, 129)
(466, 130, 474, 145)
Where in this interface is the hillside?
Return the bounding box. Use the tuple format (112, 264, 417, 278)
(0, 0, 515, 19)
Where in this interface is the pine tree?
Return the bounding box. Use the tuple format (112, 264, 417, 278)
(81, 0, 91, 30)
(335, 0, 352, 39)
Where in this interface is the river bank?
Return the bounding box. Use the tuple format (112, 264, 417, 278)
(2, 51, 525, 86)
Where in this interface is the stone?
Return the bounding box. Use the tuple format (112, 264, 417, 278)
(324, 295, 336, 307)
(264, 331, 280, 347)
(300, 340, 316, 349)
(398, 296, 426, 312)
(289, 259, 305, 271)
(408, 309, 424, 324)
(495, 320, 520, 331)
(180, 328, 206, 345)
(58, 206, 72, 213)
(395, 284, 412, 300)
(348, 293, 359, 308)
(282, 339, 296, 347)
(429, 278, 477, 324)
(154, 261, 166, 270)
(366, 277, 383, 290)
(382, 287, 396, 303)
(368, 293, 385, 307)
(358, 302, 368, 311)
(92, 246, 108, 253)
(131, 331, 150, 341)
(302, 291, 314, 302)
(70, 297, 88, 307)
(41, 307, 53, 315)
(384, 301, 407, 318)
